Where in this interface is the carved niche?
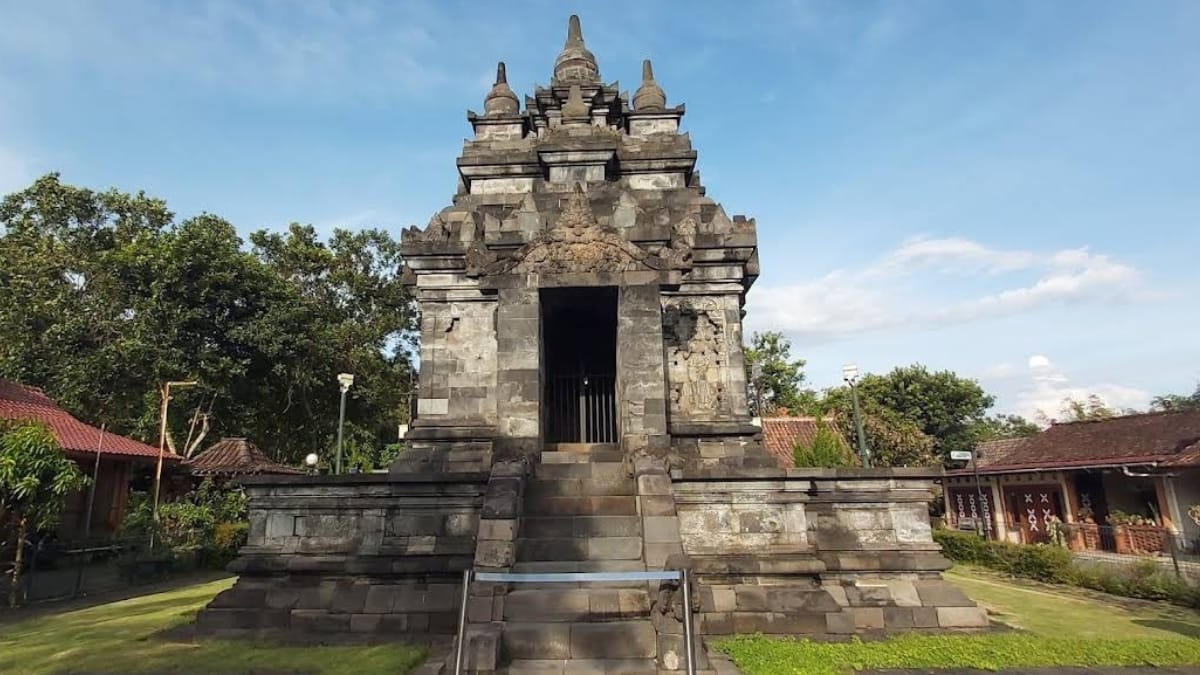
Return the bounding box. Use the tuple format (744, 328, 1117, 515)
(663, 297, 730, 419)
(465, 184, 692, 277)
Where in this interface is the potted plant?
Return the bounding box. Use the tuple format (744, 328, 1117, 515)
(1107, 510, 1162, 554)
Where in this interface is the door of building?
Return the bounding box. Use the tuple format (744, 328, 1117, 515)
(541, 287, 618, 444)
(1004, 485, 1064, 544)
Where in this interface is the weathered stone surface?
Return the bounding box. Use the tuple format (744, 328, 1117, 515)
(936, 606, 990, 628)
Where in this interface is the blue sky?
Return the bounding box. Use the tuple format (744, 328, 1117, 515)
(1, 1, 1197, 419)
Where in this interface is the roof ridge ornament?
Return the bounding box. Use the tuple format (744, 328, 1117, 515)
(633, 58, 666, 111)
(553, 14, 600, 85)
(484, 61, 520, 117)
(561, 84, 589, 121)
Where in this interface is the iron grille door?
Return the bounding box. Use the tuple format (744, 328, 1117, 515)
(546, 373, 616, 443)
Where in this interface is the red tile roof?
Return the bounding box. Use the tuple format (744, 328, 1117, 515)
(0, 380, 174, 462)
(952, 409, 1200, 475)
(760, 416, 851, 469)
(186, 437, 304, 476)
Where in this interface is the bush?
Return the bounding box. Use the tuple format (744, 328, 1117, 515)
(793, 419, 853, 468)
(933, 529, 1074, 583)
(118, 479, 248, 569)
(934, 528, 1200, 608)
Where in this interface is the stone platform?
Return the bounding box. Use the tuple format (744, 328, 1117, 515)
(195, 449, 986, 673)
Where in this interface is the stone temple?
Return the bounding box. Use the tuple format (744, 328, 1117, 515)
(197, 16, 986, 673)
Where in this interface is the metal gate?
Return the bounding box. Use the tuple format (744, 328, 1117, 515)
(546, 373, 616, 443)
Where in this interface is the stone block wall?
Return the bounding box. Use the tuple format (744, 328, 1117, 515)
(415, 299, 498, 425)
(195, 474, 488, 639)
(671, 467, 989, 634)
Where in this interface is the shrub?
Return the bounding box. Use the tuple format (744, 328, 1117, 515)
(118, 479, 248, 569)
(933, 528, 1200, 608)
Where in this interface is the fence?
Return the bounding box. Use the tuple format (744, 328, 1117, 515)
(1057, 523, 1200, 581)
(2, 531, 206, 608)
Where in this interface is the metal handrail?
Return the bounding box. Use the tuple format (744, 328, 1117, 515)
(453, 568, 696, 675)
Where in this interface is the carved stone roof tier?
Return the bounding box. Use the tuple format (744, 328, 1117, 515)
(403, 15, 758, 293)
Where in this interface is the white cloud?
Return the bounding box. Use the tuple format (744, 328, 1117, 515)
(0, 1, 493, 104)
(1013, 354, 1149, 420)
(746, 237, 1150, 342)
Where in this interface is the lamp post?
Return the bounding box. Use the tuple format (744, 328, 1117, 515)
(335, 373, 354, 474)
(842, 363, 870, 468)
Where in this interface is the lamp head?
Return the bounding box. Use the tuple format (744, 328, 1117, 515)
(841, 363, 859, 383)
(337, 373, 355, 391)
(305, 453, 319, 467)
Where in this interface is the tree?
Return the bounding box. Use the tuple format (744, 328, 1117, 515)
(0, 422, 89, 607)
(1055, 395, 1119, 422)
(971, 414, 1041, 442)
(743, 331, 813, 415)
(850, 365, 994, 460)
(818, 388, 940, 467)
(792, 419, 853, 468)
(0, 174, 417, 464)
(1150, 383, 1200, 412)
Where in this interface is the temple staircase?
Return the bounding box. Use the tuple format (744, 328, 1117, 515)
(496, 443, 682, 674)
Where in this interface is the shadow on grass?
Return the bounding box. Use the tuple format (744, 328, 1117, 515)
(1131, 618, 1200, 638)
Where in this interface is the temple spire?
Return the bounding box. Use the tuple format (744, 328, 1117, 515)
(633, 59, 666, 111)
(553, 14, 599, 85)
(484, 61, 519, 117)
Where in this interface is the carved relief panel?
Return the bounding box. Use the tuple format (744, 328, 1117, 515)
(663, 296, 732, 420)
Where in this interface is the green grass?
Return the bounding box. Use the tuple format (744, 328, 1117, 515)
(0, 578, 428, 675)
(719, 633, 1200, 675)
(719, 566, 1200, 675)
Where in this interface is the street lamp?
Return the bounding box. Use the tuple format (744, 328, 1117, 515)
(335, 373, 354, 474)
(305, 452, 320, 475)
(842, 363, 870, 468)
(152, 380, 198, 546)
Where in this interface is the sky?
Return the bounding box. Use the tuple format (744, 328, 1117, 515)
(1, 0, 1197, 420)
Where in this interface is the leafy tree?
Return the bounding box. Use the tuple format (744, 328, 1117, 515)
(0, 422, 89, 607)
(0, 174, 416, 465)
(1150, 383, 1200, 412)
(817, 391, 940, 467)
(792, 419, 853, 468)
(850, 365, 994, 460)
(1055, 395, 1120, 422)
(743, 331, 814, 415)
(971, 414, 1041, 441)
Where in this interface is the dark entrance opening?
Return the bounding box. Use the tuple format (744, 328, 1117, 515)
(541, 287, 618, 444)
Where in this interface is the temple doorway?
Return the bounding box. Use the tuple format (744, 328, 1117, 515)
(541, 287, 618, 443)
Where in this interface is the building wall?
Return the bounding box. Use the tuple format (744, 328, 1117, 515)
(1168, 470, 1200, 540)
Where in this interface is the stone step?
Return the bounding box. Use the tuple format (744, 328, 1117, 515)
(503, 588, 651, 622)
(527, 477, 636, 498)
(517, 537, 643, 562)
(522, 516, 642, 539)
(524, 495, 638, 516)
(536, 462, 629, 480)
(502, 620, 658, 660)
(541, 450, 625, 464)
(499, 659, 660, 674)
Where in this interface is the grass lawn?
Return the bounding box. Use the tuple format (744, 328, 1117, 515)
(719, 566, 1200, 675)
(0, 577, 428, 675)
